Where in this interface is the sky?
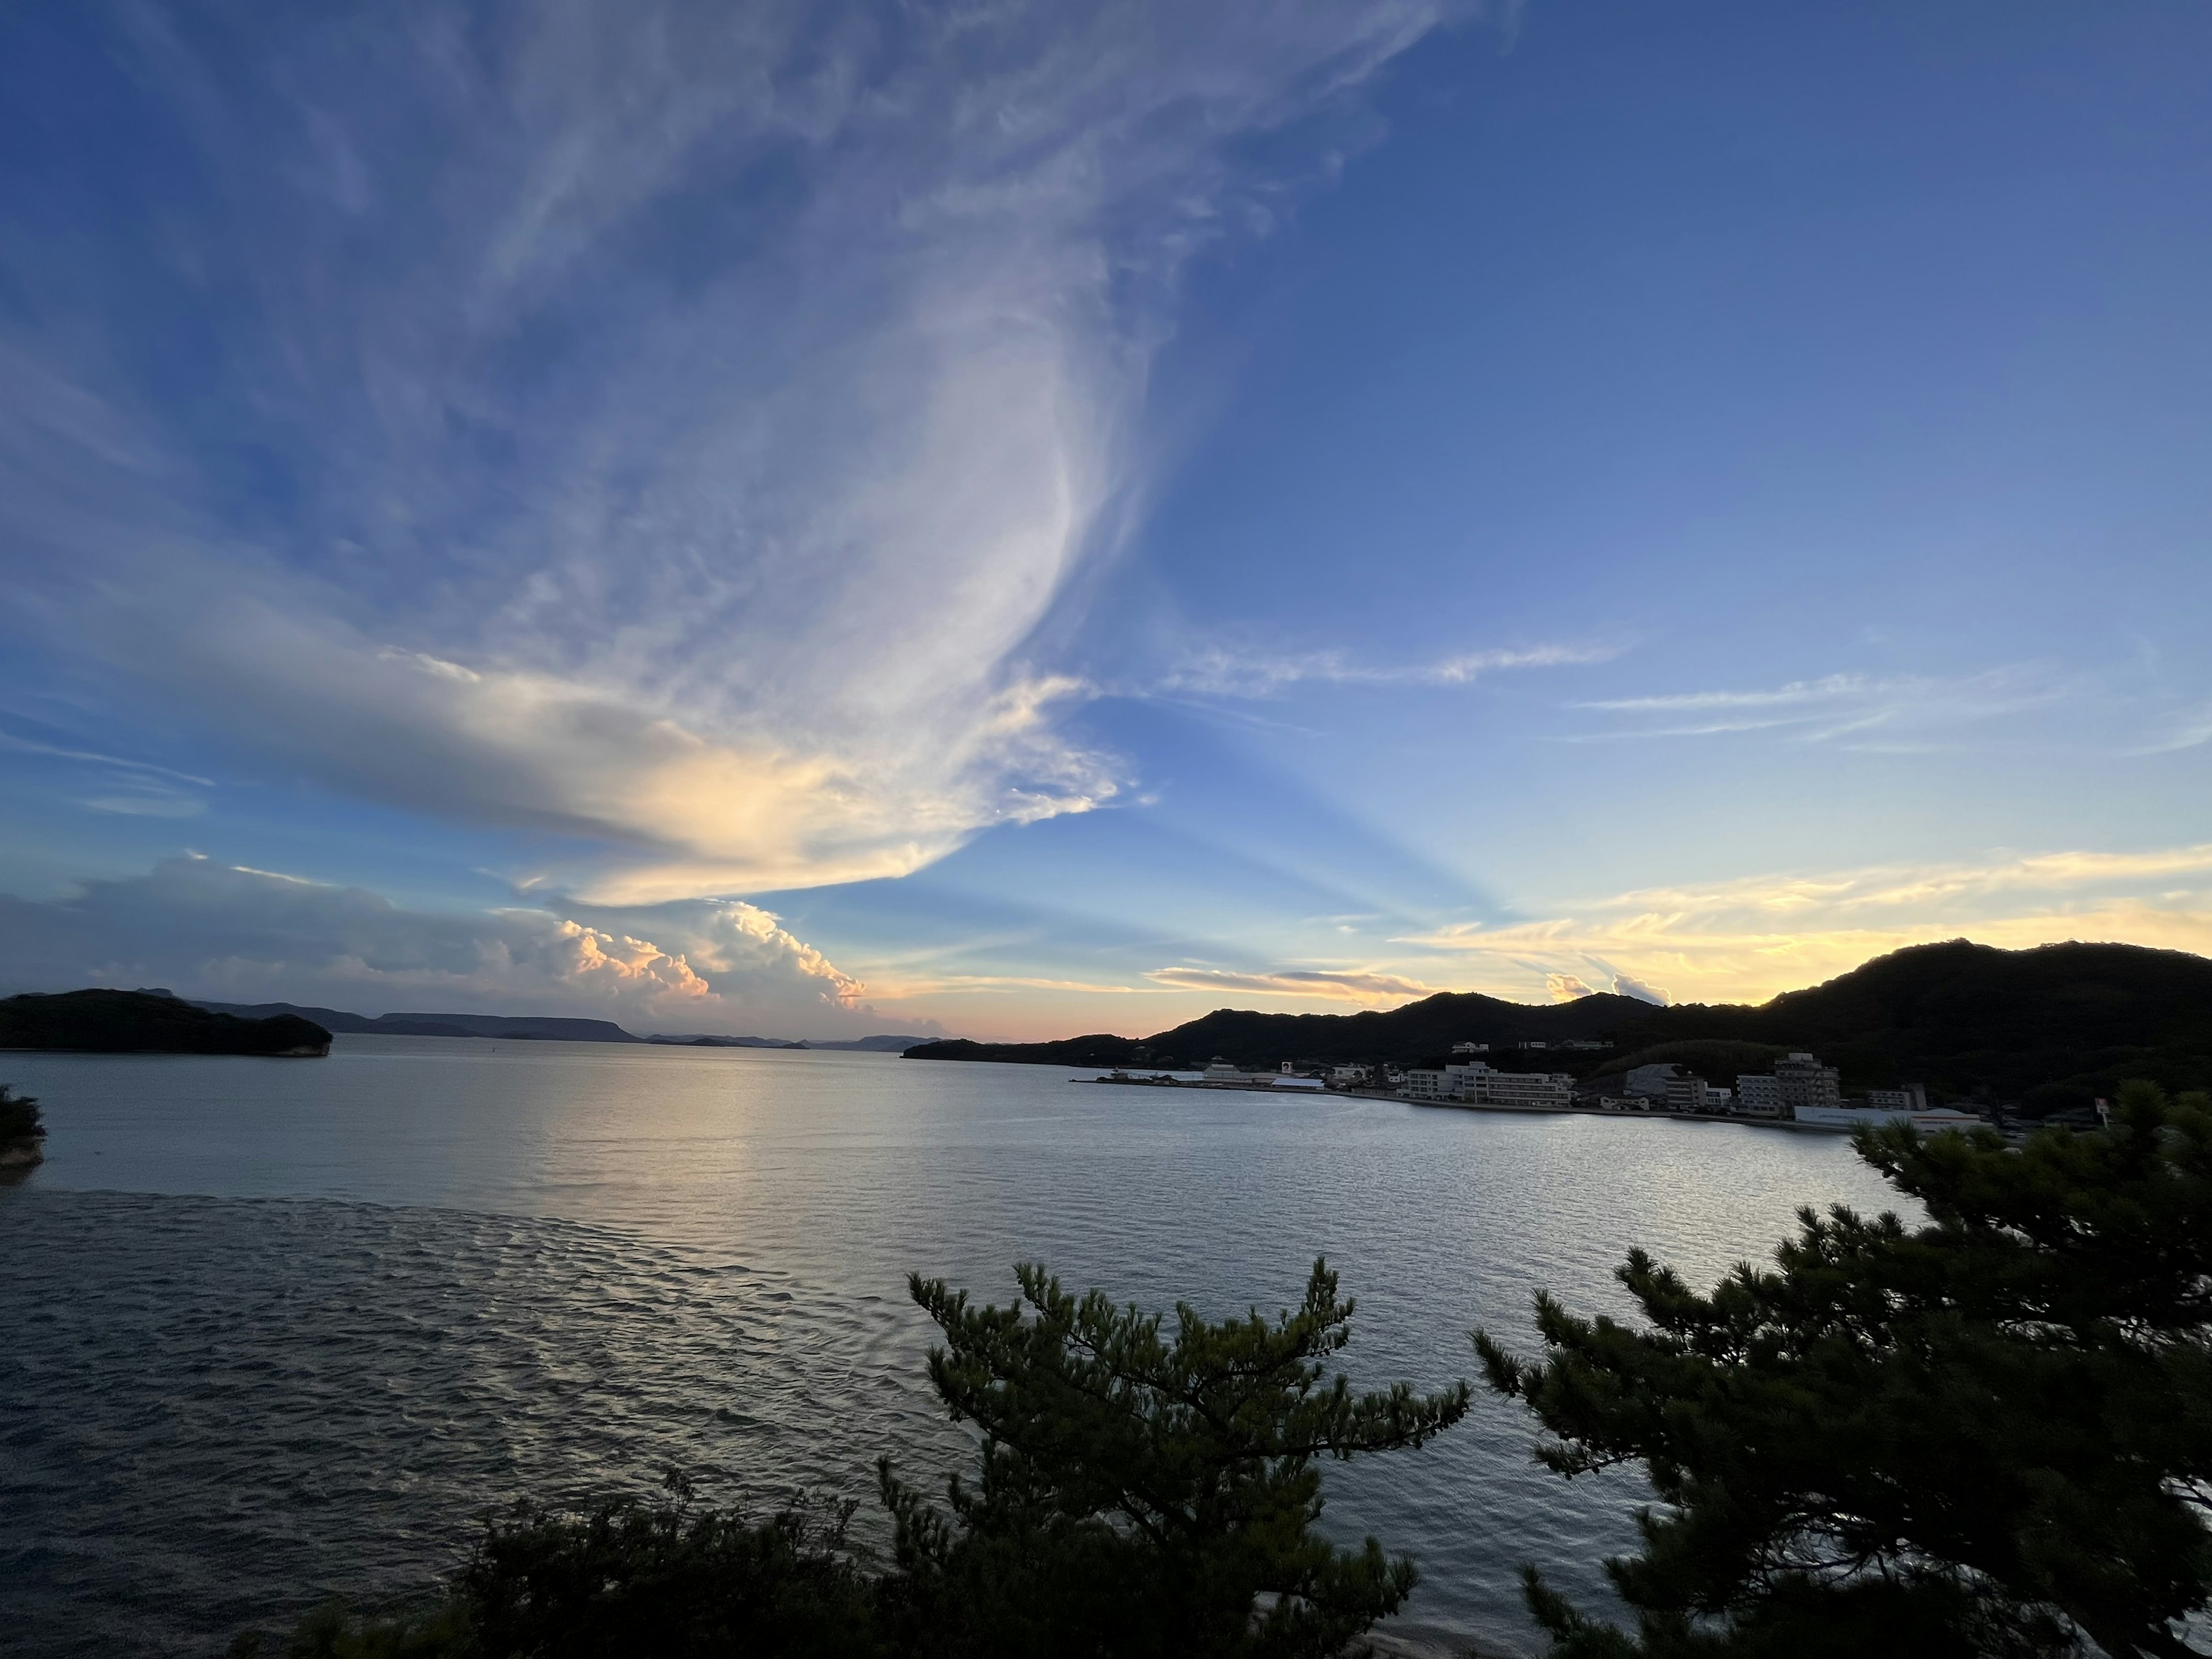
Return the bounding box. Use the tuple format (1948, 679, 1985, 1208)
(1, 0, 2208, 1040)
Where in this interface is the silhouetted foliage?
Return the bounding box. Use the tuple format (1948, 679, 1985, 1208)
(1476, 1080, 2212, 1657)
(1607, 940, 2212, 1105)
(0, 1083, 43, 1142)
(882, 1257, 1470, 1658)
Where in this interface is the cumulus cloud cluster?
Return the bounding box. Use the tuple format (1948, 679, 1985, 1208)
(0, 857, 901, 1035)
(2, 0, 1473, 903)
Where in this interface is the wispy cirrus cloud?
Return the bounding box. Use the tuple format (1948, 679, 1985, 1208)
(1143, 965, 1437, 1002)
(1160, 641, 1613, 699)
(2130, 700, 2212, 756)
(1, 1, 1482, 903)
(1563, 668, 2070, 745)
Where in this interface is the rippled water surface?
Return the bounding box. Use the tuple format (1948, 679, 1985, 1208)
(0, 1038, 1904, 1654)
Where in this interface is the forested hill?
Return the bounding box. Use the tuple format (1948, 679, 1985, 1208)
(0, 990, 331, 1055)
(1603, 940, 2212, 1110)
(905, 940, 2212, 1112)
(904, 987, 1654, 1072)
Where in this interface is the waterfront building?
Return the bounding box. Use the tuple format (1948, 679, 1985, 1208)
(1796, 1103, 1981, 1134)
(1200, 1057, 1245, 1084)
(1401, 1067, 1453, 1102)
(1776, 1053, 1843, 1116)
(1624, 1062, 1684, 1099)
(1402, 1062, 1573, 1109)
(1735, 1053, 1842, 1120)
(1664, 1074, 1710, 1113)
(1327, 1063, 1371, 1086)
(1459, 1066, 1574, 1109)
(1736, 1074, 1785, 1118)
(1866, 1083, 1930, 1113)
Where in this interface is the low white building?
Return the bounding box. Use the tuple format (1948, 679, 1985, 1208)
(1795, 1104, 1981, 1135)
(1327, 1063, 1371, 1086)
(1402, 1062, 1572, 1109)
(1200, 1057, 1247, 1084)
(1451, 1062, 1573, 1109)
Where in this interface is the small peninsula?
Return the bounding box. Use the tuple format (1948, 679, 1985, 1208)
(0, 990, 332, 1056)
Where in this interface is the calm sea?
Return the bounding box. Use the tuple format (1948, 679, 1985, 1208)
(0, 1037, 1902, 1656)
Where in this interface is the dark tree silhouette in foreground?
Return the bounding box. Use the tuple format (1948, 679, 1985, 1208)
(883, 1258, 1470, 1658)
(1478, 1081, 2212, 1657)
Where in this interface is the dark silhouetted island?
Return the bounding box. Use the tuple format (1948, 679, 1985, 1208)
(0, 990, 332, 1056)
(191, 1001, 643, 1042)
(906, 940, 2212, 1115)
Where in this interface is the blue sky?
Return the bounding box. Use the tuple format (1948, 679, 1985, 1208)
(2, 1, 2207, 1039)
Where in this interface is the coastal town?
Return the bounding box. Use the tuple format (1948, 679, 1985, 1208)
(1093, 1043, 1997, 1135)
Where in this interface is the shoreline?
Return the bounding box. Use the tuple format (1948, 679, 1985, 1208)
(1080, 1073, 1938, 1135)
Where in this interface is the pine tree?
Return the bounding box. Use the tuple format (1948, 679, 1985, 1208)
(883, 1258, 1471, 1658)
(1476, 1080, 2212, 1657)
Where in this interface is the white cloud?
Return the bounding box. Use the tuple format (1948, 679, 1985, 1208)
(1610, 971, 1669, 1006)
(0, 857, 907, 1036)
(2131, 700, 2212, 756)
(1546, 973, 1595, 1001)
(1161, 641, 1612, 699)
(1, 1, 1475, 903)
(1564, 668, 2070, 745)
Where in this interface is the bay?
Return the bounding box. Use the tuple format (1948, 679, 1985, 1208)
(0, 1036, 1902, 1656)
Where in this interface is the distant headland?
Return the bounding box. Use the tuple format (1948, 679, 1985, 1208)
(0, 990, 332, 1056)
(194, 1001, 937, 1051)
(3, 990, 937, 1054)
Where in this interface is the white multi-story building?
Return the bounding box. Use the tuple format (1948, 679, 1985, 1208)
(1401, 1067, 1453, 1102)
(1736, 1054, 1842, 1120)
(1736, 1074, 1786, 1118)
(1624, 1063, 1684, 1099)
(1402, 1062, 1573, 1110)
(1475, 1071, 1574, 1108)
(1775, 1053, 1842, 1116)
(1664, 1074, 1709, 1113)
(1454, 1062, 1573, 1109)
